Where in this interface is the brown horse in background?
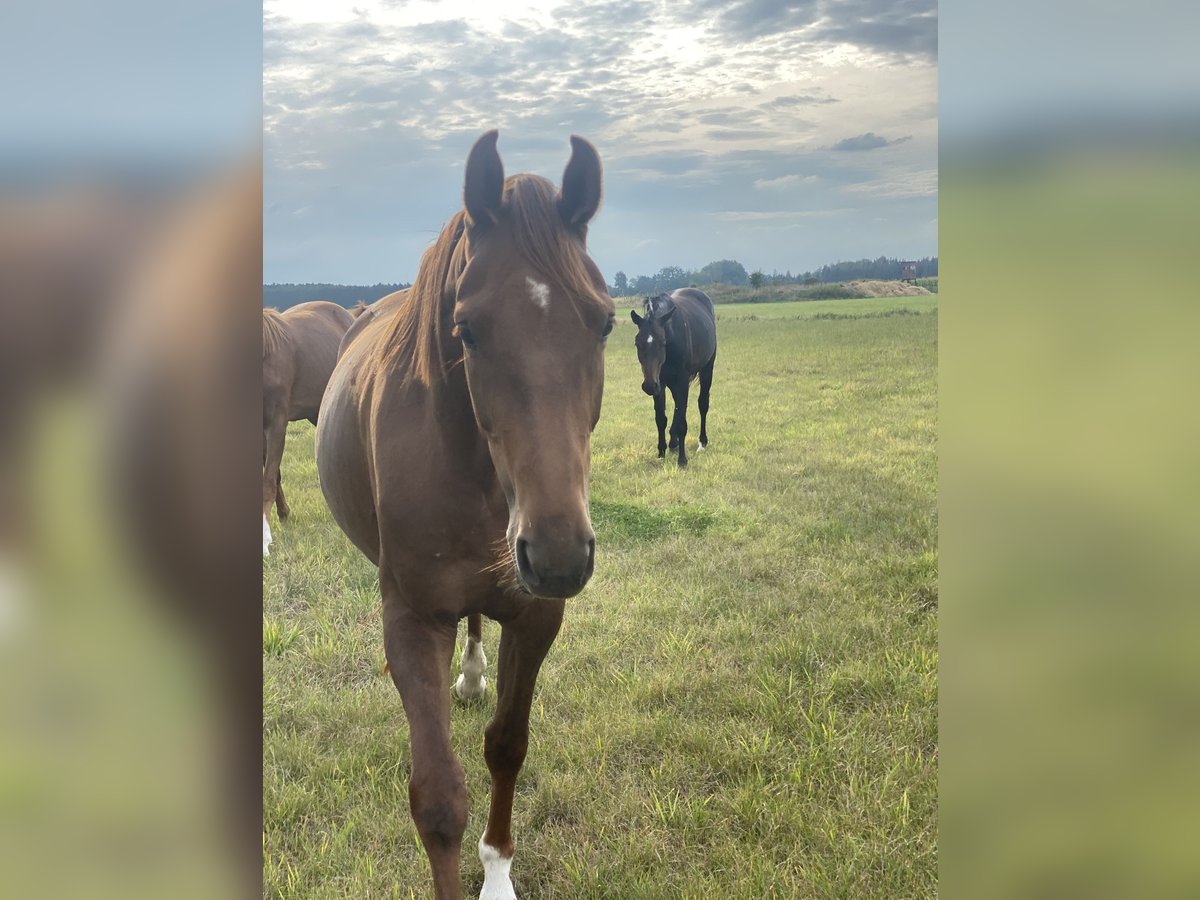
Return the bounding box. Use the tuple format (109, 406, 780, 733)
(262, 300, 353, 554)
(316, 131, 613, 899)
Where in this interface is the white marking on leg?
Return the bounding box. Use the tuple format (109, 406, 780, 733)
(697, 442, 706, 451)
(646, 335, 653, 344)
(454, 636, 488, 700)
(263, 513, 273, 557)
(479, 838, 516, 900)
(526, 276, 550, 310)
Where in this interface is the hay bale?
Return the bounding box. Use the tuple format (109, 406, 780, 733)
(847, 279, 931, 297)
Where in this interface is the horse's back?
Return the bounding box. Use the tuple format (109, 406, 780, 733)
(286, 299, 355, 331)
(670, 288, 717, 368)
(338, 289, 408, 359)
(280, 302, 355, 418)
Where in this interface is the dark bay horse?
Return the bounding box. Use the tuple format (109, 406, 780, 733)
(316, 131, 614, 900)
(262, 300, 354, 554)
(630, 287, 717, 466)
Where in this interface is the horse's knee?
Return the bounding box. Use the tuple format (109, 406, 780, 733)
(409, 768, 468, 848)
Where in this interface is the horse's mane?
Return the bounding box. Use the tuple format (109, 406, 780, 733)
(262, 307, 290, 360)
(645, 293, 673, 318)
(351, 300, 370, 318)
(379, 174, 610, 385)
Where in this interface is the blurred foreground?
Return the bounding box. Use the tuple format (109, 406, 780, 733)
(0, 160, 262, 898)
(1, 2, 261, 891)
(941, 134, 1200, 896)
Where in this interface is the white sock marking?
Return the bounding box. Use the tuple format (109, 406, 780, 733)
(263, 514, 273, 557)
(479, 839, 516, 900)
(454, 636, 488, 700)
(526, 276, 550, 310)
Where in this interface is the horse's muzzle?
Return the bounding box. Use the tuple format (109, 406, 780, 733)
(514, 533, 595, 599)
(641, 381, 659, 396)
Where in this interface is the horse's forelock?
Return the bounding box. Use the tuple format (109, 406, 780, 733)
(504, 174, 610, 317)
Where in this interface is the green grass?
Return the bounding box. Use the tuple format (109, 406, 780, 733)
(715, 295, 939, 321)
(264, 295, 938, 898)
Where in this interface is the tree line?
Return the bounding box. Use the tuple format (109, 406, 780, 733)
(263, 282, 410, 311)
(263, 256, 937, 308)
(609, 256, 938, 297)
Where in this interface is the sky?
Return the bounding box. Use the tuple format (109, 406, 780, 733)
(264, 0, 938, 284)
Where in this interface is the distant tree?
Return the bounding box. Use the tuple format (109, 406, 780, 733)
(262, 282, 409, 310)
(612, 270, 628, 296)
(654, 266, 690, 292)
(698, 259, 748, 285)
(630, 274, 655, 296)
(749, 270, 764, 289)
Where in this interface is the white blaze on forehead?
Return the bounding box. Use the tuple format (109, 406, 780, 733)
(526, 276, 550, 310)
(646, 335, 654, 344)
(478, 839, 516, 900)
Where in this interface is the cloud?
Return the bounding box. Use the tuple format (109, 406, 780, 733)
(263, 0, 937, 282)
(668, 0, 937, 59)
(762, 94, 839, 109)
(753, 173, 819, 189)
(830, 132, 913, 151)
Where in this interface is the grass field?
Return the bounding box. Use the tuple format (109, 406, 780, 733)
(264, 294, 938, 898)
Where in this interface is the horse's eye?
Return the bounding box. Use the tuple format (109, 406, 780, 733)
(454, 322, 477, 350)
(601, 317, 615, 339)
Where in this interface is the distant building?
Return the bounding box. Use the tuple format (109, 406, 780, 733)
(901, 261, 918, 282)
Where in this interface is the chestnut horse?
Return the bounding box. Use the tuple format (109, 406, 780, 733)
(262, 300, 353, 554)
(316, 131, 613, 899)
(630, 288, 717, 467)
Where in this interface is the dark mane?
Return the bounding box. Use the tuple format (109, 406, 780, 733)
(645, 293, 673, 318)
(378, 174, 610, 386)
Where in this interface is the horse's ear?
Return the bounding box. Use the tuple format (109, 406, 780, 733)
(464, 130, 505, 229)
(558, 135, 602, 233)
(659, 305, 677, 323)
(631, 310, 644, 326)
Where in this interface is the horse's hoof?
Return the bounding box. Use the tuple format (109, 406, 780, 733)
(677, 458, 688, 468)
(697, 442, 706, 452)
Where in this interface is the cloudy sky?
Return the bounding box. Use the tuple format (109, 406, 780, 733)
(264, 0, 937, 284)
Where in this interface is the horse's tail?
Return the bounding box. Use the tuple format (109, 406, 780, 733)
(262, 307, 290, 360)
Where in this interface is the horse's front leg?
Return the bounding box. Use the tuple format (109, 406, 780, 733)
(654, 390, 668, 458)
(383, 588, 468, 900)
(478, 598, 565, 900)
(262, 410, 287, 556)
(274, 468, 290, 521)
(670, 381, 690, 467)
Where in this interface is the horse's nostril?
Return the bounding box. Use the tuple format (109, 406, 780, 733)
(515, 538, 538, 586)
(581, 538, 596, 584)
